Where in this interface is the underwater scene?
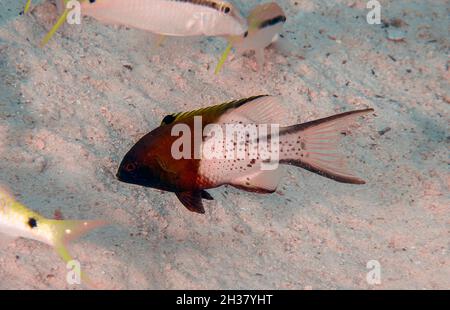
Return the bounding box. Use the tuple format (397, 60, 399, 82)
(0, 0, 448, 290)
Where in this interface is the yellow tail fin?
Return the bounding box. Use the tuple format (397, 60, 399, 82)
(40, 7, 70, 47)
(49, 219, 107, 288)
(214, 42, 233, 75)
(24, 0, 32, 14)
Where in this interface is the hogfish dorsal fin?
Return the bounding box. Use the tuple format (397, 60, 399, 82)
(218, 95, 287, 125)
(160, 95, 281, 126)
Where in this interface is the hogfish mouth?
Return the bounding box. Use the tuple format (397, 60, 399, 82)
(116, 168, 135, 185)
(116, 161, 162, 189)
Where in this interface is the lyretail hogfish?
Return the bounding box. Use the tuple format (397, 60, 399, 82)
(117, 95, 373, 214)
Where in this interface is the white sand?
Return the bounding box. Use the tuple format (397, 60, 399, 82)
(0, 0, 448, 289)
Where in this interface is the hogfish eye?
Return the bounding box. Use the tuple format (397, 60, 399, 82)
(124, 163, 136, 172)
(224, 7, 231, 14)
(89, 0, 96, 3)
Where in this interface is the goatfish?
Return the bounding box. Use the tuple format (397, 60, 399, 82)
(37, 0, 247, 47)
(117, 95, 374, 214)
(0, 186, 106, 286)
(215, 2, 287, 74)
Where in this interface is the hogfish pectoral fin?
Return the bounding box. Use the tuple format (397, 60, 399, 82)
(175, 191, 209, 214)
(230, 168, 283, 194)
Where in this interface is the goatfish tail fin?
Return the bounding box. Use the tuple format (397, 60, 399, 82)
(25, 0, 67, 15)
(279, 109, 374, 184)
(40, 7, 70, 47)
(214, 42, 233, 75)
(215, 3, 287, 74)
(48, 219, 107, 288)
(24, 0, 32, 14)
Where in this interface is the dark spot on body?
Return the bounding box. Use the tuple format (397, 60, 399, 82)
(28, 217, 37, 228)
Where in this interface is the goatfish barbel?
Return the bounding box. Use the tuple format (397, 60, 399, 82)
(117, 95, 374, 214)
(0, 186, 106, 286)
(34, 0, 247, 47)
(215, 2, 287, 74)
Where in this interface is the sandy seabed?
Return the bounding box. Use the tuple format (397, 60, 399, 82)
(0, 0, 448, 289)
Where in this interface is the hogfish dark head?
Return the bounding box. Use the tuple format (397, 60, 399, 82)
(116, 122, 199, 193)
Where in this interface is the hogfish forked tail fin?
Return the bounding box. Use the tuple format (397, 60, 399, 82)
(48, 219, 107, 288)
(279, 108, 374, 184)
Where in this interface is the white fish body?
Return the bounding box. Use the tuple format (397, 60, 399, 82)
(80, 0, 248, 37)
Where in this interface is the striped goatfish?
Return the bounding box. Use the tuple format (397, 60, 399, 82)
(117, 95, 373, 214)
(80, 0, 247, 36)
(0, 185, 106, 286)
(215, 2, 288, 73)
(32, 0, 248, 46)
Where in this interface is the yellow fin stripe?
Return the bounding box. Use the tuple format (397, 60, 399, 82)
(24, 0, 32, 14)
(215, 42, 233, 75)
(40, 8, 69, 47)
(166, 95, 269, 124)
(39, 0, 86, 47)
